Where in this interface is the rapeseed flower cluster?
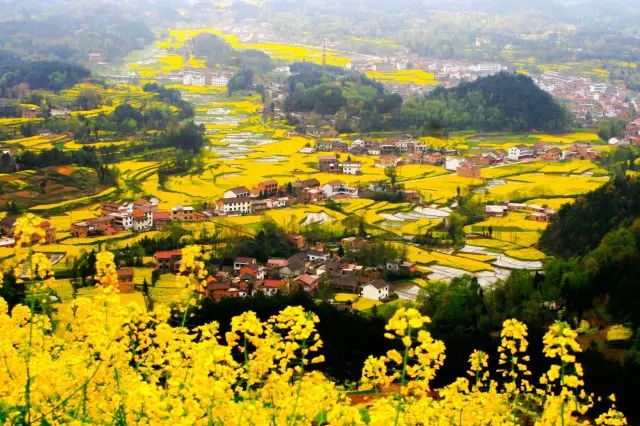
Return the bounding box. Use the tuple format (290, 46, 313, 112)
(0, 215, 629, 425)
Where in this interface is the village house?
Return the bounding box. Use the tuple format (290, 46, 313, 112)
(375, 156, 401, 168)
(21, 105, 41, 119)
(234, 257, 257, 272)
(332, 274, 361, 294)
(116, 267, 135, 292)
(295, 274, 321, 293)
(152, 211, 172, 230)
(261, 279, 283, 296)
(526, 212, 550, 222)
(457, 162, 482, 178)
(292, 178, 321, 194)
(171, 205, 196, 221)
(445, 157, 463, 171)
(360, 279, 390, 301)
(206, 281, 233, 301)
(507, 145, 535, 161)
(251, 199, 268, 212)
(71, 216, 117, 238)
(218, 198, 252, 215)
(132, 208, 153, 232)
(424, 152, 444, 166)
(322, 181, 358, 199)
(533, 142, 549, 154)
(154, 249, 182, 272)
(287, 235, 306, 250)
(540, 148, 563, 162)
(485, 205, 508, 218)
(224, 186, 251, 199)
(341, 161, 362, 175)
(267, 258, 289, 270)
(239, 264, 266, 280)
(341, 237, 374, 252)
(266, 197, 289, 209)
(253, 180, 278, 198)
(299, 188, 325, 203)
(318, 155, 340, 173)
(307, 250, 330, 262)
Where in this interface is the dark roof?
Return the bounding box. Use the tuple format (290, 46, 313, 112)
(367, 279, 389, 290)
(332, 275, 359, 289)
(287, 252, 308, 272)
(208, 282, 231, 291)
(227, 186, 250, 195)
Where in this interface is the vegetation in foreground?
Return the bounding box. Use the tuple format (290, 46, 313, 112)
(0, 217, 628, 425)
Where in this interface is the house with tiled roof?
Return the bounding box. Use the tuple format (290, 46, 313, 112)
(154, 250, 182, 272)
(360, 279, 390, 301)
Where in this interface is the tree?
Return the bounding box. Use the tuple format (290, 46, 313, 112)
(385, 166, 398, 190)
(597, 118, 626, 141)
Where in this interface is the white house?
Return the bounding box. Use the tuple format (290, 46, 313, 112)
(445, 157, 463, 171)
(507, 145, 535, 161)
(219, 198, 252, 215)
(183, 72, 206, 86)
(108, 204, 134, 230)
(322, 181, 358, 199)
(132, 209, 153, 232)
(224, 186, 251, 199)
(234, 257, 257, 271)
(361, 279, 390, 301)
(307, 250, 330, 262)
(210, 73, 230, 87)
(385, 260, 401, 271)
(266, 197, 289, 209)
(341, 161, 362, 175)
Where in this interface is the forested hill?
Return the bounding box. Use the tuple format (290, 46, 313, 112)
(0, 61, 90, 95)
(397, 72, 572, 132)
(540, 176, 640, 257)
(284, 68, 571, 134)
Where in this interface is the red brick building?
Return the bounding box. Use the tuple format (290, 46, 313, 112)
(154, 249, 182, 272)
(457, 162, 482, 178)
(116, 267, 135, 292)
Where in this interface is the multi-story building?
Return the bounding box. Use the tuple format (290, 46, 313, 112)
(218, 198, 253, 215)
(154, 249, 182, 272)
(171, 205, 196, 221)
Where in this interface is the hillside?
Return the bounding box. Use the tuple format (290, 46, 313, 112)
(540, 176, 640, 257)
(398, 72, 572, 132)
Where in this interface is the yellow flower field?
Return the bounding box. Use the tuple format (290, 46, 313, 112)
(366, 69, 439, 86)
(352, 297, 383, 311)
(504, 247, 547, 261)
(29, 188, 117, 211)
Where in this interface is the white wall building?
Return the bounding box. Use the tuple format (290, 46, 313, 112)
(361, 280, 390, 301)
(341, 161, 362, 175)
(322, 181, 358, 199)
(445, 157, 463, 171)
(507, 145, 535, 161)
(219, 198, 252, 215)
